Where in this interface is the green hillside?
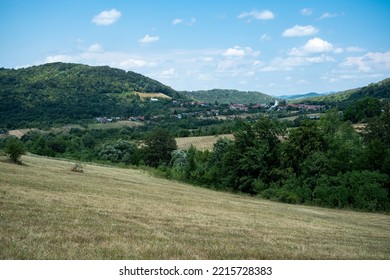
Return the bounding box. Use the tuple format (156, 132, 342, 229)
(181, 89, 275, 104)
(0, 63, 181, 128)
(1, 155, 389, 259)
(302, 78, 390, 104)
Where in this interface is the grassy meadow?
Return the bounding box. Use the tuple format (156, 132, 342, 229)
(0, 155, 389, 260)
(176, 134, 234, 151)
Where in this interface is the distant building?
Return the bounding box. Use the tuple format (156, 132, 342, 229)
(230, 104, 248, 111)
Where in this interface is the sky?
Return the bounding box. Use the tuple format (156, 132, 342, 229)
(1, 0, 390, 96)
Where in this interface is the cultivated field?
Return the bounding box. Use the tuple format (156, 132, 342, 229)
(176, 134, 234, 151)
(0, 155, 389, 259)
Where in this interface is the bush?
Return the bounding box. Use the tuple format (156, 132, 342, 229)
(4, 137, 25, 163)
(70, 163, 84, 173)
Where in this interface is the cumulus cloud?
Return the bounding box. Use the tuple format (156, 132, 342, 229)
(282, 25, 319, 37)
(223, 46, 245, 57)
(301, 8, 313, 16)
(222, 46, 260, 58)
(340, 51, 390, 72)
(139, 34, 159, 44)
(290, 37, 336, 56)
(238, 10, 275, 21)
(92, 9, 121, 26)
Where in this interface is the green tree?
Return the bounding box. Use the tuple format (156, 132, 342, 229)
(281, 120, 327, 176)
(3, 137, 25, 163)
(221, 117, 281, 194)
(143, 127, 177, 167)
(99, 140, 138, 165)
(344, 97, 382, 123)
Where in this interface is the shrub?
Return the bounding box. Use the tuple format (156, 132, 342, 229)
(70, 163, 84, 173)
(4, 137, 25, 164)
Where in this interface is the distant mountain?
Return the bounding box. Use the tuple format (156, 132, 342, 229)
(180, 89, 275, 104)
(0, 62, 181, 128)
(278, 92, 330, 100)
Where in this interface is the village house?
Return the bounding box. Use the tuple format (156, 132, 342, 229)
(230, 104, 248, 111)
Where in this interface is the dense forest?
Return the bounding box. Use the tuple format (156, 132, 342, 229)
(0, 63, 182, 128)
(165, 109, 390, 212)
(180, 89, 275, 104)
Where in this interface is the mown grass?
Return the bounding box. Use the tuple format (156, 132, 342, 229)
(0, 155, 389, 260)
(176, 134, 234, 151)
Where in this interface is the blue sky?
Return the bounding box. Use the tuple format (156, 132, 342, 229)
(1, 0, 390, 95)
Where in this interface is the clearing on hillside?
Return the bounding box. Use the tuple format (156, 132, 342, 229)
(0, 155, 389, 259)
(176, 134, 234, 151)
(135, 92, 172, 100)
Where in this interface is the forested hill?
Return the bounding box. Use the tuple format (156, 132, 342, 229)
(302, 78, 390, 104)
(0, 63, 181, 128)
(180, 89, 275, 104)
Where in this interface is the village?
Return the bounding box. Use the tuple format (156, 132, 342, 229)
(95, 98, 327, 124)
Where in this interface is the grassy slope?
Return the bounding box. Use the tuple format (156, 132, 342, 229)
(176, 134, 234, 151)
(1, 155, 389, 260)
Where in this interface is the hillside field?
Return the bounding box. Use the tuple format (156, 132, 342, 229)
(176, 134, 234, 151)
(0, 155, 389, 260)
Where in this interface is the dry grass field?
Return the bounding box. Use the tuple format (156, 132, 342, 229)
(176, 134, 234, 151)
(0, 155, 389, 260)
(135, 92, 172, 99)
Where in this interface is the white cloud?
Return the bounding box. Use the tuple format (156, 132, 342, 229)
(290, 37, 335, 56)
(92, 9, 121, 26)
(260, 33, 271, 41)
(160, 68, 176, 78)
(45, 55, 76, 63)
(223, 46, 245, 57)
(222, 46, 260, 58)
(172, 17, 196, 26)
(172, 18, 184, 25)
(282, 25, 319, 37)
(139, 34, 159, 44)
(301, 8, 313, 16)
(259, 54, 335, 72)
(346, 46, 365, 53)
(87, 44, 103, 52)
(340, 51, 390, 72)
(44, 50, 157, 71)
(317, 12, 337, 20)
(238, 10, 275, 21)
(118, 59, 149, 68)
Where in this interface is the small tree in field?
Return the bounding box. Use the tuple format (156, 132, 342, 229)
(4, 137, 25, 164)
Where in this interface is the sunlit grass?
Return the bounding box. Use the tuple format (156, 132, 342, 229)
(1, 155, 389, 259)
(176, 134, 234, 151)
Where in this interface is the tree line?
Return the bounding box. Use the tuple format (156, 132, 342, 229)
(165, 109, 390, 212)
